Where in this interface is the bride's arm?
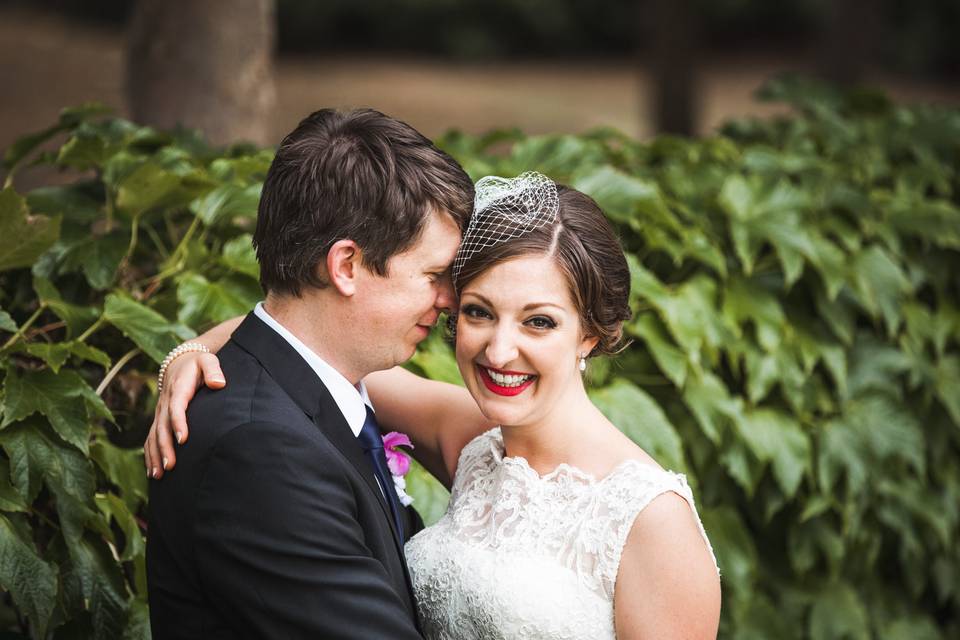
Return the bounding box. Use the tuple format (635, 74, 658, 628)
(144, 316, 241, 479)
(145, 318, 494, 487)
(365, 367, 493, 489)
(613, 494, 721, 639)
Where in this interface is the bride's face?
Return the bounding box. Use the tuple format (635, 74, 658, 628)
(455, 254, 596, 428)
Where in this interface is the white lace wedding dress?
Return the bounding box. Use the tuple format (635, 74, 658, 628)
(405, 428, 718, 639)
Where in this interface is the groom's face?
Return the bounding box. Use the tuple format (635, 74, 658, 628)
(353, 209, 462, 371)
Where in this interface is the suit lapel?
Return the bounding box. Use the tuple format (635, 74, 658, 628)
(230, 313, 406, 552)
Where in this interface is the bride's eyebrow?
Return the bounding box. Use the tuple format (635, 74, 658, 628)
(460, 292, 492, 305)
(521, 303, 564, 312)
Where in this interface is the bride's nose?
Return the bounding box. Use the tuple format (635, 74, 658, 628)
(484, 324, 519, 369)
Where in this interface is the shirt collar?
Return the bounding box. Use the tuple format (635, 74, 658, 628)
(254, 302, 370, 437)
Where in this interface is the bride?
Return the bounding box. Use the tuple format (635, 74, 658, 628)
(146, 172, 721, 639)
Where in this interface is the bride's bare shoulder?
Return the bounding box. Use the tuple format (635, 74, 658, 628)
(613, 489, 721, 638)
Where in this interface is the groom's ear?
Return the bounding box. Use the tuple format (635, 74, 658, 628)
(325, 239, 362, 296)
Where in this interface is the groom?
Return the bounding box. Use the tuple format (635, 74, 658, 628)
(146, 109, 473, 638)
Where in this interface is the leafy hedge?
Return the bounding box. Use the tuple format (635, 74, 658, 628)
(1, 77, 959, 638)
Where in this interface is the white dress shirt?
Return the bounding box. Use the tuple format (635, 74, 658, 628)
(253, 302, 371, 437)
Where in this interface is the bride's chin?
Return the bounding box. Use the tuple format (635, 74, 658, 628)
(476, 401, 526, 428)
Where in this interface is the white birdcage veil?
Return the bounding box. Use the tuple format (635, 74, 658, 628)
(451, 171, 560, 285)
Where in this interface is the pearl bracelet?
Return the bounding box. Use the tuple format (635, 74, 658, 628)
(157, 342, 210, 394)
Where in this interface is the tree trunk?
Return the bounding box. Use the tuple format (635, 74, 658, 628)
(126, 0, 276, 146)
(817, 0, 878, 85)
(648, 0, 698, 136)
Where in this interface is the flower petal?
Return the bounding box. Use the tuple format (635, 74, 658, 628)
(382, 431, 413, 450)
(386, 450, 411, 476)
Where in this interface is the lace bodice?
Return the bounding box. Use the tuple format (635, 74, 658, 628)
(405, 428, 718, 640)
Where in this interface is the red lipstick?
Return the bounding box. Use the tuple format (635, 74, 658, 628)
(477, 365, 536, 397)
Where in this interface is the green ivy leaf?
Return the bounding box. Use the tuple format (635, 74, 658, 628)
(590, 379, 685, 472)
(818, 416, 868, 495)
(729, 594, 797, 640)
(700, 506, 757, 596)
(734, 408, 810, 498)
(1, 367, 112, 453)
(190, 183, 261, 226)
(815, 289, 856, 346)
(115, 161, 199, 216)
(176, 273, 261, 328)
(221, 234, 259, 278)
(719, 440, 764, 497)
(64, 532, 130, 640)
(4, 122, 67, 170)
(628, 313, 688, 388)
(722, 276, 786, 352)
(0, 513, 58, 637)
(626, 253, 669, 307)
(90, 432, 148, 513)
(17, 342, 72, 373)
(26, 183, 103, 223)
(846, 335, 911, 399)
(507, 134, 607, 177)
(122, 597, 152, 640)
(95, 493, 144, 562)
(0, 419, 97, 541)
(0, 457, 29, 512)
(15, 340, 111, 373)
(407, 329, 462, 386)
(0, 307, 19, 333)
(58, 230, 129, 290)
(934, 355, 960, 425)
(573, 165, 674, 228)
(885, 614, 944, 640)
(3, 104, 109, 170)
(809, 581, 870, 640)
(103, 293, 189, 363)
(208, 152, 273, 183)
(404, 459, 450, 527)
(818, 393, 924, 495)
(0, 187, 61, 272)
(57, 125, 110, 169)
(850, 245, 912, 336)
(788, 517, 844, 575)
(682, 370, 741, 444)
(68, 341, 113, 370)
(32, 276, 100, 338)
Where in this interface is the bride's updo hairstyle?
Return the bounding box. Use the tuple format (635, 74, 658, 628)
(454, 185, 632, 357)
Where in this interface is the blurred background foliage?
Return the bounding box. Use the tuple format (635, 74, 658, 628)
(17, 0, 959, 76)
(1, 77, 959, 638)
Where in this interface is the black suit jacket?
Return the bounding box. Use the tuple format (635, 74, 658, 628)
(147, 313, 424, 639)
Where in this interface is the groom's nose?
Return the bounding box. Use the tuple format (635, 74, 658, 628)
(434, 274, 456, 313)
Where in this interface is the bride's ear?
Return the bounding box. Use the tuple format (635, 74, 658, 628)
(325, 239, 362, 296)
(578, 334, 600, 358)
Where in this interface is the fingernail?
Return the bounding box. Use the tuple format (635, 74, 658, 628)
(212, 377, 225, 384)
(152, 467, 159, 479)
(162, 457, 169, 469)
(175, 431, 183, 444)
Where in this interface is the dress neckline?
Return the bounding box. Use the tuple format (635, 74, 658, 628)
(487, 427, 667, 485)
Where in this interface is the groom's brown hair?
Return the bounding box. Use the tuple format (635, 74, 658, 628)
(254, 108, 474, 296)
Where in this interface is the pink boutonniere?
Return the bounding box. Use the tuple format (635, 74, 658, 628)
(382, 432, 415, 506)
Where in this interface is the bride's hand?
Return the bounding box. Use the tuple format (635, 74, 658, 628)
(144, 351, 226, 479)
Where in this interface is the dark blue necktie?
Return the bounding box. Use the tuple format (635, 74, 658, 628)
(357, 406, 404, 540)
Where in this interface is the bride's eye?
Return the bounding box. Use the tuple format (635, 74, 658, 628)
(525, 315, 557, 330)
(462, 304, 492, 320)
